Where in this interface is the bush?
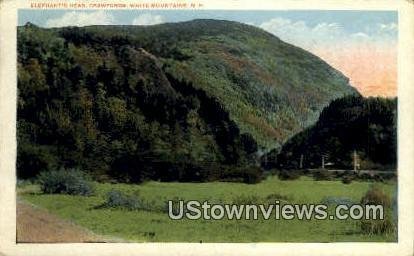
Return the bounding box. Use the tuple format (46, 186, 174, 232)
(103, 190, 141, 210)
(37, 169, 94, 196)
(278, 170, 301, 180)
(240, 166, 263, 184)
(209, 165, 263, 184)
(381, 172, 396, 180)
(359, 185, 395, 235)
(312, 170, 334, 181)
(360, 185, 391, 208)
(342, 175, 353, 184)
(373, 175, 385, 182)
(359, 213, 396, 235)
(358, 173, 373, 181)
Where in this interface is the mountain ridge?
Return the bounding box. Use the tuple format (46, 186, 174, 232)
(17, 19, 358, 181)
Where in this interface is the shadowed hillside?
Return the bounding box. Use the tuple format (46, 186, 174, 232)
(263, 96, 397, 171)
(17, 19, 357, 182)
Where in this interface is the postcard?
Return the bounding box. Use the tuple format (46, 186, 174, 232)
(0, 0, 413, 255)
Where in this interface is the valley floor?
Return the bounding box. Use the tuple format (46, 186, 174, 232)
(17, 176, 397, 242)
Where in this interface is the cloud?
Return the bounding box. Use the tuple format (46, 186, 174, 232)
(351, 32, 370, 39)
(312, 22, 343, 35)
(259, 18, 345, 50)
(45, 11, 115, 27)
(378, 22, 398, 33)
(132, 13, 164, 26)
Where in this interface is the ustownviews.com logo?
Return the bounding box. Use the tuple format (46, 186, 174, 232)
(167, 200, 385, 221)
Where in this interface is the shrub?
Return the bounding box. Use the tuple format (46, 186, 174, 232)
(360, 185, 391, 208)
(213, 166, 263, 184)
(381, 172, 396, 180)
(373, 175, 385, 182)
(359, 213, 396, 235)
(104, 190, 141, 210)
(342, 175, 353, 184)
(358, 173, 373, 181)
(37, 169, 94, 196)
(312, 170, 334, 181)
(267, 169, 279, 176)
(241, 166, 263, 184)
(278, 170, 301, 180)
(359, 185, 396, 235)
(102, 190, 165, 212)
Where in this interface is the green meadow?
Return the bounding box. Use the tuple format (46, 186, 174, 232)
(18, 176, 397, 242)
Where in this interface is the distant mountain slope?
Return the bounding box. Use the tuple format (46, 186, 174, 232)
(53, 19, 357, 148)
(263, 96, 397, 170)
(17, 20, 357, 181)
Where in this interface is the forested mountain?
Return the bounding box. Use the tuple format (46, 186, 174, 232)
(17, 20, 357, 182)
(263, 96, 397, 171)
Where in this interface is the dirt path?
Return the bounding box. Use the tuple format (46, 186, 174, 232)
(17, 200, 108, 243)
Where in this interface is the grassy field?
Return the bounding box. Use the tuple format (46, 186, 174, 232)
(18, 176, 397, 242)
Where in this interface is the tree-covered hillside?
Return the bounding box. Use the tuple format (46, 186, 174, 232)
(17, 20, 357, 181)
(263, 96, 397, 171)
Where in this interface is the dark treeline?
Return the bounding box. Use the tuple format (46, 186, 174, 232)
(263, 96, 397, 171)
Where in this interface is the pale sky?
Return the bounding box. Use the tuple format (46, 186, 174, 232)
(19, 10, 398, 97)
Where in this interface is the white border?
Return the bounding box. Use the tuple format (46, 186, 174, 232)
(0, 0, 413, 255)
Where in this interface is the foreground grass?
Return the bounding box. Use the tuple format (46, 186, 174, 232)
(19, 176, 397, 242)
